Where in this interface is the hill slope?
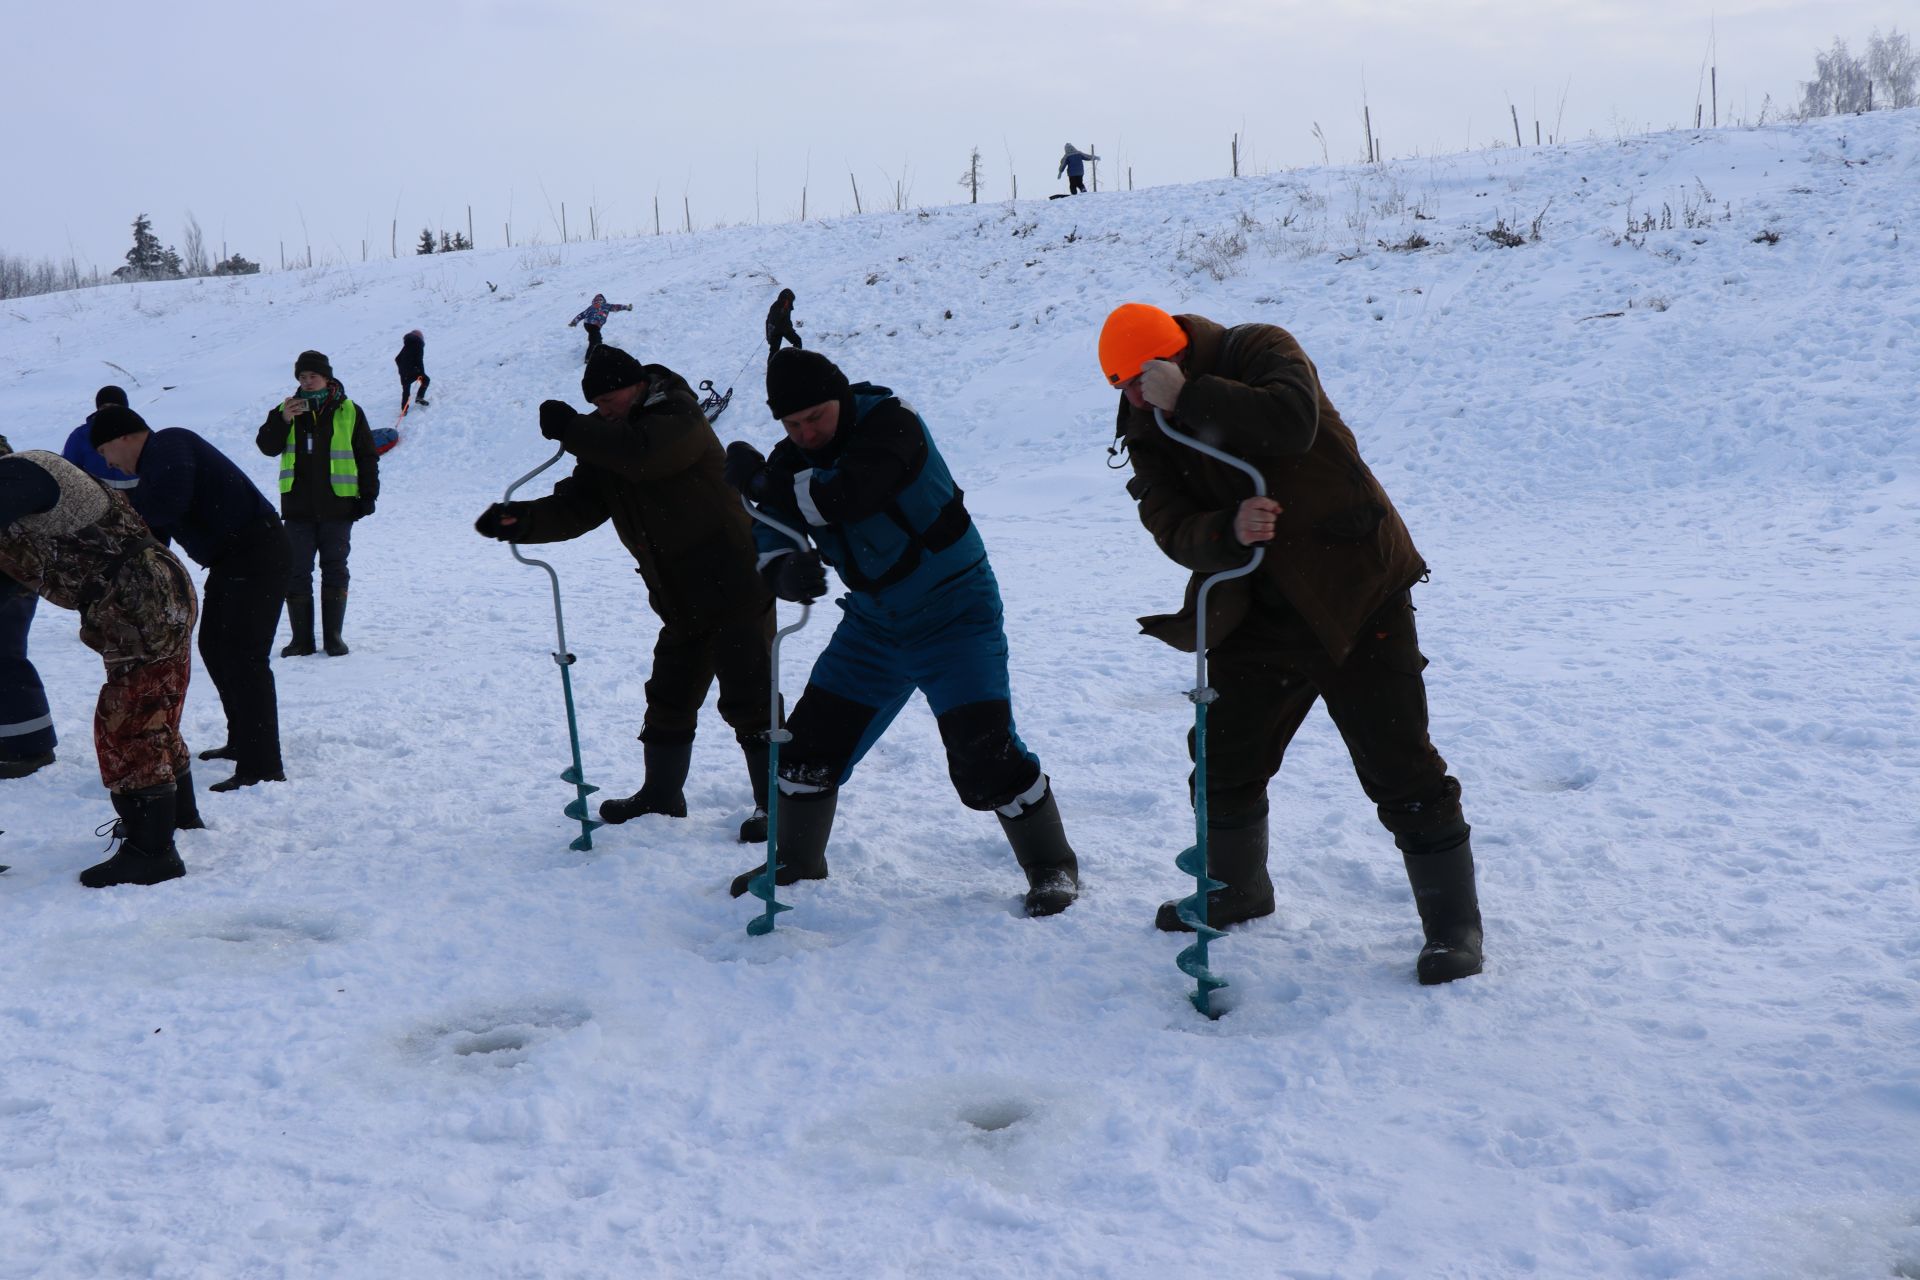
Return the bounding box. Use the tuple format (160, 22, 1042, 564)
(2, 112, 1918, 1277)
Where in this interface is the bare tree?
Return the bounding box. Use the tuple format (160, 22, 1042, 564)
(1798, 38, 1873, 116)
(1867, 27, 1918, 108)
(958, 147, 982, 203)
(181, 211, 210, 277)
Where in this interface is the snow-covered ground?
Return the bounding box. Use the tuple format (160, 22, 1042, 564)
(3, 111, 1918, 1278)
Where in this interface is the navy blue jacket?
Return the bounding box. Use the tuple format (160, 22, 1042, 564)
(128, 428, 277, 569)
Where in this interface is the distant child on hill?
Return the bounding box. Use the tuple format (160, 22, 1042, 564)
(569, 293, 632, 362)
(396, 330, 429, 413)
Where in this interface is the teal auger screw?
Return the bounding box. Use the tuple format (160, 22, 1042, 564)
(1155, 408, 1267, 1018)
(739, 495, 814, 936)
(504, 445, 604, 852)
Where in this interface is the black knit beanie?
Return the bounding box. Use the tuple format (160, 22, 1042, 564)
(766, 348, 849, 420)
(295, 350, 333, 379)
(581, 345, 647, 401)
(95, 385, 129, 410)
(88, 405, 151, 449)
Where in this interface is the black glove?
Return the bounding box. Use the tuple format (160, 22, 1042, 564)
(474, 502, 525, 541)
(770, 550, 827, 603)
(354, 497, 376, 519)
(723, 441, 768, 496)
(538, 399, 576, 442)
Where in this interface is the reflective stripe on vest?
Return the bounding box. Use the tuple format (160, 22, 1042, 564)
(280, 397, 360, 496)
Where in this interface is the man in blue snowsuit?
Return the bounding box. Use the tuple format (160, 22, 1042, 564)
(722, 349, 1080, 916)
(62, 386, 142, 493)
(0, 434, 57, 780)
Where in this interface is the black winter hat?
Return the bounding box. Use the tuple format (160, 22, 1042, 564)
(95, 385, 129, 410)
(766, 348, 849, 420)
(582, 345, 647, 401)
(88, 405, 151, 449)
(295, 350, 333, 379)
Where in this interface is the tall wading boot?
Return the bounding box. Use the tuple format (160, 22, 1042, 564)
(1402, 826, 1485, 985)
(321, 591, 350, 657)
(598, 736, 693, 825)
(281, 593, 316, 658)
(1154, 817, 1276, 932)
(173, 766, 205, 830)
(729, 787, 834, 897)
(80, 785, 185, 888)
(738, 738, 770, 844)
(996, 779, 1079, 917)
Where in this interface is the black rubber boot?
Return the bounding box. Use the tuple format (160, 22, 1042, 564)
(738, 739, 771, 843)
(321, 591, 350, 657)
(1403, 827, 1484, 985)
(997, 780, 1079, 917)
(80, 785, 185, 888)
(1155, 819, 1275, 932)
(0, 750, 55, 779)
(208, 770, 285, 793)
(173, 767, 205, 830)
(598, 736, 693, 824)
(281, 593, 316, 657)
(730, 787, 834, 897)
(197, 743, 235, 761)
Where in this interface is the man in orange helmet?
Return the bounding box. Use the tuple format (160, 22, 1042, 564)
(1099, 302, 1483, 984)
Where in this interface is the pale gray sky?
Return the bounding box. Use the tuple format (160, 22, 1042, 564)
(2, 0, 1899, 269)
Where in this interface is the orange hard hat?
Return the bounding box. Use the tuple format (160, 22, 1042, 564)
(1098, 303, 1187, 386)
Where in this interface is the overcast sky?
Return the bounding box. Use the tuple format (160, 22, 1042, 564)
(3, 0, 1901, 270)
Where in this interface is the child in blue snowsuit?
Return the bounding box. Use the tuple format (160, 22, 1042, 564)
(1057, 144, 1099, 195)
(569, 293, 632, 361)
(722, 349, 1080, 916)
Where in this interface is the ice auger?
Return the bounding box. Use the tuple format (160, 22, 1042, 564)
(503, 445, 602, 852)
(737, 496, 814, 936)
(1155, 408, 1268, 1018)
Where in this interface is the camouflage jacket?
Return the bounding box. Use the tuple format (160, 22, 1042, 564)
(0, 449, 196, 670)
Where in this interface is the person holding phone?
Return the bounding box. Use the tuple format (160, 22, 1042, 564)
(254, 350, 380, 659)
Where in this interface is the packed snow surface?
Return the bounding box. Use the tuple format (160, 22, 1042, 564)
(3, 112, 1918, 1278)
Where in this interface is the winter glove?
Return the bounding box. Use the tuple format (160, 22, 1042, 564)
(538, 400, 576, 442)
(723, 441, 768, 496)
(769, 550, 828, 603)
(355, 497, 376, 520)
(474, 502, 526, 541)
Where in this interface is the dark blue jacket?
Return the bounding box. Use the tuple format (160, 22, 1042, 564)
(396, 331, 426, 381)
(128, 428, 277, 569)
(750, 384, 985, 611)
(62, 423, 139, 490)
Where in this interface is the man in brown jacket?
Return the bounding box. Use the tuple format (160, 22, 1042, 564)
(473, 345, 776, 841)
(1100, 303, 1483, 984)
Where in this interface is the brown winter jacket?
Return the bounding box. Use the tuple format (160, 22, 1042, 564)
(507, 365, 771, 630)
(1119, 314, 1425, 664)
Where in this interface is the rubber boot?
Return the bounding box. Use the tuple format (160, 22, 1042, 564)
(1403, 827, 1484, 985)
(80, 785, 185, 888)
(281, 593, 316, 657)
(1154, 818, 1275, 932)
(729, 787, 834, 897)
(321, 591, 350, 657)
(197, 743, 235, 761)
(173, 766, 205, 830)
(598, 736, 693, 824)
(0, 750, 55, 779)
(738, 738, 770, 843)
(997, 780, 1079, 917)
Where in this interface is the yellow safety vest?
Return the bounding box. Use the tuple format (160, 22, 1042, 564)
(279, 397, 360, 497)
